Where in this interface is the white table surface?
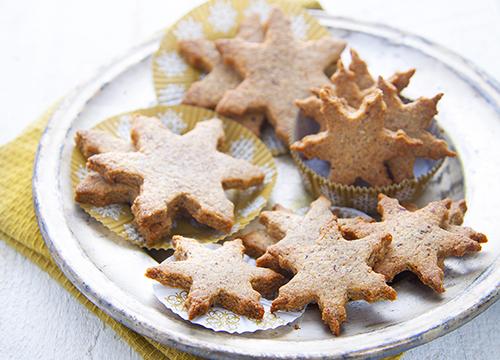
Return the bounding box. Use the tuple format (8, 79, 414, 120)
(0, 0, 498, 359)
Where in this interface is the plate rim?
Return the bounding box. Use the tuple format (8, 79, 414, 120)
(33, 12, 500, 360)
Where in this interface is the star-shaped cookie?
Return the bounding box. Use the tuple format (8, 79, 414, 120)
(377, 77, 456, 181)
(87, 116, 264, 245)
(340, 194, 487, 293)
(291, 88, 421, 186)
(179, 15, 265, 135)
(145, 237, 285, 319)
(215, 7, 345, 143)
(269, 218, 396, 335)
(75, 130, 137, 206)
(297, 50, 415, 130)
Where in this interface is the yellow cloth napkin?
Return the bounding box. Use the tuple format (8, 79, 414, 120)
(0, 109, 196, 360)
(0, 1, 400, 359)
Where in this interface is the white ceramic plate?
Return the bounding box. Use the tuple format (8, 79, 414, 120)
(33, 11, 499, 359)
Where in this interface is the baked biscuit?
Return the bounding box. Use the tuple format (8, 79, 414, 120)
(146, 237, 285, 319)
(179, 15, 265, 135)
(341, 194, 487, 293)
(215, 8, 345, 143)
(291, 88, 421, 186)
(88, 116, 264, 245)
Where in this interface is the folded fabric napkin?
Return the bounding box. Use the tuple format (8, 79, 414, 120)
(0, 1, 399, 359)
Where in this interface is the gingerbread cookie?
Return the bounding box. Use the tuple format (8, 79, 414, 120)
(87, 116, 264, 246)
(377, 76, 456, 181)
(291, 88, 421, 186)
(269, 218, 396, 335)
(75, 130, 136, 206)
(179, 15, 265, 135)
(215, 7, 345, 143)
(146, 237, 285, 319)
(341, 194, 487, 293)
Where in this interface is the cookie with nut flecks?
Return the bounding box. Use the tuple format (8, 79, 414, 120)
(179, 15, 265, 135)
(256, 196, 334, 273)
(340, 194, 487, 293)
(291, 88, 421, 186)
(297, 49, 415, 131)
(377, 76, 456, 181)
(87, 115, 264, 246)
(146, 237, 285, 319)
(215, 7, 345, 143)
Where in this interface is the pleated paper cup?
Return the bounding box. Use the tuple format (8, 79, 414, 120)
(290, 113, 447, 214)
(152, 0, 332, 155)
(71, 105, 277, 249)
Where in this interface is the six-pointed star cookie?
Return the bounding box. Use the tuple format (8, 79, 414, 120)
(88, 116, 264, 245)
(75, 130, 138, 206)
(179, 15, 265, 135)
(215, 7, 345, 143)
(145, 237, 285, 319)
(291, 88, 421, 186)
(340, 194, 487, 293)
(377, 76, 456, 181)
(269, 218, 396, 335)
(297, 58, 415, 131)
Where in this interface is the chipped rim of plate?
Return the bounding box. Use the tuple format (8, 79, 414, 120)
(33, 11, 500, 360)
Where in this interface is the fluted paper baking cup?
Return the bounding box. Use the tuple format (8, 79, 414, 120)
(71, 105, 277, 249)
(152, 245, 305, 334)
(152, 0, 331, 155)
(290, 114, 448, 214)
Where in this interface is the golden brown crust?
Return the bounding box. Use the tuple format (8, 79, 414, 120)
(75, 130, 134, 158)
(215, 8, 345, 143)
(240, 229, 277, 258)
(298, 50, 415, 132)
(87, 116, 264, 246)
(377, 77, 456, 182)
(145, 237, 285, 319)
(75, 130, 137, 206)
(267, 217, 395, 335)
(291, 88, 421, 186)
(179, 15, 265, 135)
(340, 195, 487, 293)
(75, 172, 138, 206)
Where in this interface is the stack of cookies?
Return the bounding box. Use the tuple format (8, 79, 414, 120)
(177, 8, 346, 143)
(71, 3, 488, 337)
(147, 195, 486, 335)
(75, 116, 265, 247)
(291, 50, 456, 187)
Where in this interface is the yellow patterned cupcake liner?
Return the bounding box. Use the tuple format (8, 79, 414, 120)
(71, 105, 277, 249)
(290, 117, 447, 214)
(152, 0, 333, 155)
